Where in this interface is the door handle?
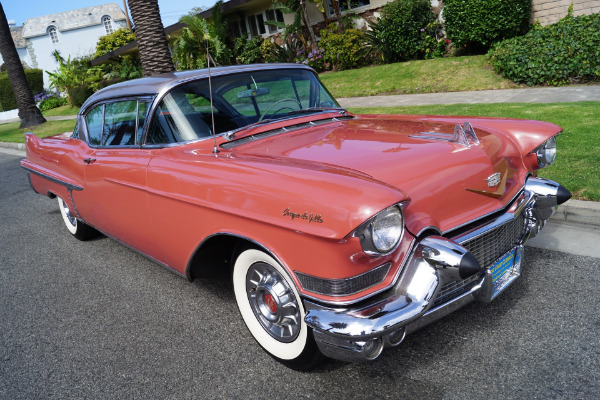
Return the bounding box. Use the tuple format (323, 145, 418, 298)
(83, 158, 96, 164)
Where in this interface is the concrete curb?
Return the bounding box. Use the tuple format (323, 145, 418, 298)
(0, 141, 26, 150)
(551, 199, 600, 227)
(0, 142, 598, 228)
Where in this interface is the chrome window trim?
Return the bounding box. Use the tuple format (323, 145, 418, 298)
(82, 96, 155, 149)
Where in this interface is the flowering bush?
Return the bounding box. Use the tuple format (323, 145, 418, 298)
(36, 91, 68, 111)
(296, 48, 326, 72)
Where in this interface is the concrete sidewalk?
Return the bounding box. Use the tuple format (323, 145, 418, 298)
(0, 114, 77, 124)
(338, 85, 600, 108)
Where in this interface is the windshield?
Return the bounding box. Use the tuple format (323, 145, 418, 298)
(145, 68, 341, 145)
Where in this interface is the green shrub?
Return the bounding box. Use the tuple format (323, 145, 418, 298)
(38, 95, 68, 111)
(488, 12, 600, 86)
(368, 0, 436, 63)
(0, 69, 44, 111)
(95, 28, 136, 58)
(234, 37, 264, 64)
(444, 0, 531, 54)
(67, 84, 94, 108)
(319, 28, 366, 70)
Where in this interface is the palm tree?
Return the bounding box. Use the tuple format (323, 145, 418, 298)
(127, 0, 174, 76)
(0, 3, 46, 128)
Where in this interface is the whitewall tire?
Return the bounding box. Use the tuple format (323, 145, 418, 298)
(57, 196, 96, 241)
(233, 249, 322, 368)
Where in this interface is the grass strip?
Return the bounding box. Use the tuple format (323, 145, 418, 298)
(320, 55, 521, 98)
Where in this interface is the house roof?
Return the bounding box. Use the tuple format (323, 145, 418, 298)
(22, 3, 126, 38)
(10, 26, 26, 49)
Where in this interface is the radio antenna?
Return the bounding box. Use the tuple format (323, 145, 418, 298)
(206, 41, 219, 154)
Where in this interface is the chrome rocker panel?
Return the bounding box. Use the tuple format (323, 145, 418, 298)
(304, 177, 570, 363)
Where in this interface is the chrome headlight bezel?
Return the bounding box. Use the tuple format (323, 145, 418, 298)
(354, 204, 405, 256)
(534, 135, 557, 168)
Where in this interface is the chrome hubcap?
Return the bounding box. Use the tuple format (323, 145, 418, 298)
(60, 198, 77, 227)
(246, 262, 300, 343)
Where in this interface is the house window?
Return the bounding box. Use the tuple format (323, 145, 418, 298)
(329, 0, 371, 15)
(48, 26, 59, 44)
(247, 15, 259, 37)
(265, 9, 284, 34)
(246, 9, 285, 38)
(102, 16, 114, 34)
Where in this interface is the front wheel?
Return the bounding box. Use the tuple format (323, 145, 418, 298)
(57, 196, 96, 241)
(232, 249, 323, 370)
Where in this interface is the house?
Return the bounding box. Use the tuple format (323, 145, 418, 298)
(90, 0, 600, 67)
(1, 3, 127, 88)
(531, 0, 600, 25)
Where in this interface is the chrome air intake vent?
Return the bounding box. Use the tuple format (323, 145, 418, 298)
(295, 262, 391, 297)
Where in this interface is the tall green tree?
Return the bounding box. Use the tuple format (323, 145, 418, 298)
(127, 0, 175, 76)
(0, 2, 45, 128)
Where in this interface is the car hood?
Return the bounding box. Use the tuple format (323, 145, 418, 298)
(228, 115, 541, 235)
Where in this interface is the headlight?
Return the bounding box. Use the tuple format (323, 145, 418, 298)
(355, 205, 404, 256)
(534, 136, 557, 168)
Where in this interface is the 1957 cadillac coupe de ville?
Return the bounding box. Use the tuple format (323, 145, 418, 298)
(21, 64, 571, 369)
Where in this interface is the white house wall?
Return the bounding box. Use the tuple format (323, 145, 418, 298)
(30, 21, 124, 88)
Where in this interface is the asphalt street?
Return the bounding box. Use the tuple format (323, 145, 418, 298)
(1, 151, 599, 399)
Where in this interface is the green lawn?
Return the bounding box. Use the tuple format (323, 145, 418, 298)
(320, 55, 522, 98)
(0, 120, 76, 143)
(348, 102, 600, 201)
(43, 105, 79, 116)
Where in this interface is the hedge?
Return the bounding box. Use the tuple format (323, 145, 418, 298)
(489, 12, 600, 86)
(0, 68, 44, 111)
(444, 0, 531, 53)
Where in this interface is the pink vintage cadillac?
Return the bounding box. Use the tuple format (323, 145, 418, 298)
(21, 64, 570, 369)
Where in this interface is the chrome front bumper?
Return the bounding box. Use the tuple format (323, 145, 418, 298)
(304, 177, 571, 362)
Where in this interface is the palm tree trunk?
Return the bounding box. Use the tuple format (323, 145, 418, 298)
(0, 4, 46, 128)
(127, 0, 175, 76)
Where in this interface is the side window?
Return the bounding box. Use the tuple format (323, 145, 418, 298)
(146, 91, 211, 145)
(85, 105, 104, 146)
(102, 100, 137, 146)
(136, 102, 149, 144)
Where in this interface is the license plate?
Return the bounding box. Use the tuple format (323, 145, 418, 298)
(489, 247, 523, 300)
(490, 250, 515, 283)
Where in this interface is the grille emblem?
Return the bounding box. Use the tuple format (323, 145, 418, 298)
(486, 172, 502, 187)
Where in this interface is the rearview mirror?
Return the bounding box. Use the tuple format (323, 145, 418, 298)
(237, 87, 270, 99)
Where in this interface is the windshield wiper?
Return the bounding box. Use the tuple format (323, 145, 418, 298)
(283, 107, 347, 116)
(223, 118, 276, 141)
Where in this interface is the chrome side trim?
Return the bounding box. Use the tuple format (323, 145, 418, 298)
(20, 165, 84, 191)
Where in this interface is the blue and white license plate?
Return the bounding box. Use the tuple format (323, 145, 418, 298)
(489, 247, 523, 299)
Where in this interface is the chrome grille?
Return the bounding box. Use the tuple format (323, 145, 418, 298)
(432, 212, 526, 307)
(433, 274, 480, 307)
(296, 262, 391, 297)
(458, 212, 526, 268)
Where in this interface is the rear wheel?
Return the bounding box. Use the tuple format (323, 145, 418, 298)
(57, 196, 96, 241)
(232, 249, 323, 370)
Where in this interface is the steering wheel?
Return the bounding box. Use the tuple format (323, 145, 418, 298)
(259, 98, 302, 121)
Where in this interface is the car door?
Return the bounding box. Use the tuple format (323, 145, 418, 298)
(75, 98, 160, 253)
